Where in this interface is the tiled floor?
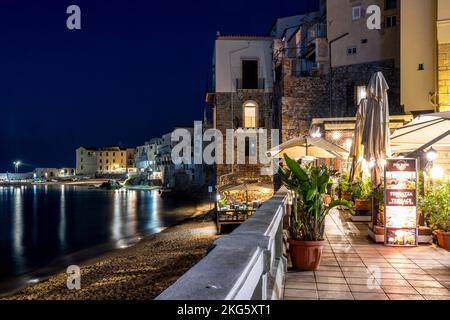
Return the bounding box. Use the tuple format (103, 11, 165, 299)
(284, 210, 450, 300)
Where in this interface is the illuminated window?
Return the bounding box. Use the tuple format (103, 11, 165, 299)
(356, 85, 367, 105)
(243, 101, 257, 128)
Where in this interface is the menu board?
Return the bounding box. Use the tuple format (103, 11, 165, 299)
(384, 159, 418, 246)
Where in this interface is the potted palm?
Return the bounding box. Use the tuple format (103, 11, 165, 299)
(420, 183, 450, 250)
(279, 155, 353, 271)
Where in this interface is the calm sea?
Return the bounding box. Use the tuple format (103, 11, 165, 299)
(0, 185, 208, 293)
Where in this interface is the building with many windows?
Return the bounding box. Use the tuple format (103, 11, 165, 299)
(75, 146, 136, 176)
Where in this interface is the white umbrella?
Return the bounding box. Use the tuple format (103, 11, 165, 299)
(268, 136, 349, 160)
(361, 72, 391, 189)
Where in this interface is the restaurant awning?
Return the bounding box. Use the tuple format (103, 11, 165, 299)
(267, 136, 349, 160)
(391, 112, 450, 154)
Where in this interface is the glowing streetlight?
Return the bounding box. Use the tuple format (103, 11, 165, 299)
(426, 148, 437, 162)
(13, 161, 21, 173)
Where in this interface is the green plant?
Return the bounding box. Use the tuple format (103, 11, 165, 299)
(337, 172, 351, 194)
(279, 155, 354, 241)
(373, 187, 385, 207)
(351, 178, 372, 201)
(419, 182, 450, 232)
(218, 198, 228, 209)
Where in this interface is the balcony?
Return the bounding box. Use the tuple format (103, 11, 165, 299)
(306, 22, 326, 45)
(291, 59, 319, 77)
(235, 78, 265, 90)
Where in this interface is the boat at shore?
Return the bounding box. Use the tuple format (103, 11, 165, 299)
(158, 187, 174, 198)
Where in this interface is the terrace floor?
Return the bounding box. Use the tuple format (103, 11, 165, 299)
(283, 210, 450, 300)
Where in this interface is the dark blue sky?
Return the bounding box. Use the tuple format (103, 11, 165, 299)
(0, 0, 318, 171)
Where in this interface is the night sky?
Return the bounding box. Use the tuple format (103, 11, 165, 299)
(0, 0, 318, 172)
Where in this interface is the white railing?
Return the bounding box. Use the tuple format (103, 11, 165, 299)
(156, 188, 288, 300)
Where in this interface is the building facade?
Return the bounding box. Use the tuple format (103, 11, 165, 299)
(401, 0, 450, 113)
(76, 146, 136, 176)
(211, 35, 275, 188)
(327, 0, 403, 117)
(272, 9, 329, 143)
(155, 126, 214, 193)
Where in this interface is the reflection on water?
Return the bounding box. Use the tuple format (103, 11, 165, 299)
(0, 185, 206, 284)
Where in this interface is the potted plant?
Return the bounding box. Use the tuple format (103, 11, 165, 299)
(279, 155, 353, 271)
(337, 172, 352, 201)
(373, 187, 385, 225)
(351, 178, 372, 213)
(420, 183, 450, 250)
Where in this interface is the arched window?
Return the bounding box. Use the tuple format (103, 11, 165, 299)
(243, 101, 257, 128)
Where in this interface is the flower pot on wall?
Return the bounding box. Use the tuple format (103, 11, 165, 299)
(288, 239, 324, 271)
(355, 199, 371, 212)
(435, 231, 450, 251)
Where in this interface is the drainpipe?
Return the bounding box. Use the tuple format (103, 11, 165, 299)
(328, 33, 349, 117)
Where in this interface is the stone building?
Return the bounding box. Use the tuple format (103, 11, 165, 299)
(327, 0, 403, 117)
(210, 35, 275, 189)
(155, 125, 215, 194)
(271, 8, 329, 142)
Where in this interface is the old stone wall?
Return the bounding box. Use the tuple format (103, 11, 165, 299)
(331, 59, 403, 117)
(274, 58, 329, 143)
(215, 91, 274, 187)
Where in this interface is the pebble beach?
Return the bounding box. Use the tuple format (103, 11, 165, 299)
(2, 216, 219, 300)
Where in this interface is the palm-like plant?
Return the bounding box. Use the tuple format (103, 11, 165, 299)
(279, 154, 353, 241)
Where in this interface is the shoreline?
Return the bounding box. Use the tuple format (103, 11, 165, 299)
(0, 180, 161, 191)
(1, 210, 218, 300)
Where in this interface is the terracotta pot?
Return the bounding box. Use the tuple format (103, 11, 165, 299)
(288, 239, 324, 271)
(342, 192, 352, 201)
(435, 231, 450, 251)
(355, 199, 371, 212)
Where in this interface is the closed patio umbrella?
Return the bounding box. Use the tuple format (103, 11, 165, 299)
(349, 99, 368, 183)
(361, 72, 391, 189)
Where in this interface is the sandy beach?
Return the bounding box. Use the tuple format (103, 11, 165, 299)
(2, 214, 219, 300)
